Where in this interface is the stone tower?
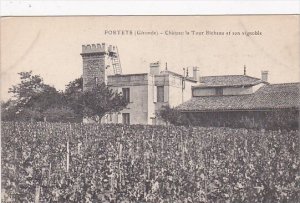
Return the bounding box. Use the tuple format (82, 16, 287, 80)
(81, 43, 118, 91)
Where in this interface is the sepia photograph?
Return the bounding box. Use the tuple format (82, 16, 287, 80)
(1, 15, 299, 202)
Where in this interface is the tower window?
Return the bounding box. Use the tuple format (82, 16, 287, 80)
(95, 77, 98, 86)
(122, 88, 130, 102)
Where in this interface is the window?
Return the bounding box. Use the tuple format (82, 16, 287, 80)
(157, 86, 164, 102)
(122, 88, 130, 102)
(216, 88, 223, 96)
(109, 113, 112, 122)
(122, 113, 130, 125)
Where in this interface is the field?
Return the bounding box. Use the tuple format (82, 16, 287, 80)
(1, 122, 300, 202)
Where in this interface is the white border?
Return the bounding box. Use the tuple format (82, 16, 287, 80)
(1, 0, 300, 16)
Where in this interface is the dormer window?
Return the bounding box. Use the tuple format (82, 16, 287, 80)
(216, 87, 223, 96)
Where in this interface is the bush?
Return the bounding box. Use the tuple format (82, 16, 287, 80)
(180, 109, 299, 131)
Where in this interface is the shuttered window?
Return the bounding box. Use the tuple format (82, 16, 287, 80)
(157, 86, 164, 102)
(122, 88, 130, 102)
(122, 113, 130, 124)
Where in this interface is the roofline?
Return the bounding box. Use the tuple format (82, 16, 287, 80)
(193, 78, 268, 88)
(159, 70, 198, 83)
(192, 83, 263, 89)
(190, 94, 252, 98)
(199, 74, 261, 80)
(179, 106, 300, 112)
(160, 70, 182, 77)
(185, 78, 198, 83)
(108, 73, 148, 77)
(194, 81, 300, 88)
(267, 82, 300, 86)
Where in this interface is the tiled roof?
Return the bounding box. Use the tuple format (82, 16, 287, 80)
(249, 83, 300, 109)
(177, 83, 300, 111)
(197, 75, 265, 87)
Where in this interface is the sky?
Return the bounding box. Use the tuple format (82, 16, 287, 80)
(1, 15, 299, 101)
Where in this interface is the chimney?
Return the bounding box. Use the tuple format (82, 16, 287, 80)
(150, 61, 160, 75)
(193, 67, 199, 81)
(261, 70, 268, 82)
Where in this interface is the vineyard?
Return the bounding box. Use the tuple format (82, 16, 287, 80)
(1, 122, 300, 202)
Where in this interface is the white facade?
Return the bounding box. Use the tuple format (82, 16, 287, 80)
(101, 69, 197, 125)
(102, 73, 155, 125)
(192, 82, 266, 97)
(81, 43, 199, 125)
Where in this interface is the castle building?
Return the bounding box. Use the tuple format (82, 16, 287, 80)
(82, 43, 299, 128)
(81, 43, 197, 125)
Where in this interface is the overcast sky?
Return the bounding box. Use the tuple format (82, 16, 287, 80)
(1, 15, 299, 101)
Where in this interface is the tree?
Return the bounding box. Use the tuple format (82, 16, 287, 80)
(82, 83, 128, 120)
(9, 71, 49, 100)
(2, 73, 128, 123)
(1, 100, 18, 121)
(2, 71, 65, 121)
(64, 77, 84, 118)
(64, 77, 128, 122)
(158, 105, 186, 125)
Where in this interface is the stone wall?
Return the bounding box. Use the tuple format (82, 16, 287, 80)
(81, 43, 118, 91)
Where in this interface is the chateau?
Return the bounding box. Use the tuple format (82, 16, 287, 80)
(81, 43, 299, 128)
(81, 43, 197, 125)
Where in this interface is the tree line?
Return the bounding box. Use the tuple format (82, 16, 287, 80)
(1, 71, 128, 123)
